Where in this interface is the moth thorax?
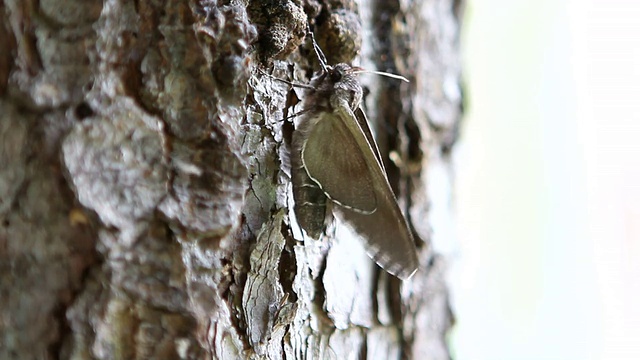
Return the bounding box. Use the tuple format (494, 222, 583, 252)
(329, 81, 362, 111)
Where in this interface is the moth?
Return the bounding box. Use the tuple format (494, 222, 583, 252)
(289, 41, 419, 280)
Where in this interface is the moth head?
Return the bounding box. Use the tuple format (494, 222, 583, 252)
(328, 63, 350, 82)
(326, 63, 363, 111)
(323, 64, 409, 111)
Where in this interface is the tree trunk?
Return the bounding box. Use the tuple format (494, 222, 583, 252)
(0, 0, 463, 359)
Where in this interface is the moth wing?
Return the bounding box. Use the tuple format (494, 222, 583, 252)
(301, 112, 378, 213)
(354, 107, 385, 171)
(334, 199, 419, 280)
(333, 105, 420, 280)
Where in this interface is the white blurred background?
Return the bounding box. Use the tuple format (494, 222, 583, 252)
(451, 0, 640, 359)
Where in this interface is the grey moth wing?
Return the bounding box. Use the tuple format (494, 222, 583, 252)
(301, 111, 378, 214)
(354, 107, 386, 172)
(309, 101, 419, 279)
(291, 134, 327, 240)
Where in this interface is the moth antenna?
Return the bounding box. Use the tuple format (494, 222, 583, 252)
(256, 68, 316, 90)
(274, 108, 313, 123)
(307, 27, 329, 73)
(352, 69, 410, 83)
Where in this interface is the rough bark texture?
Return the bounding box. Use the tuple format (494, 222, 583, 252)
(0, 0, 463, 359)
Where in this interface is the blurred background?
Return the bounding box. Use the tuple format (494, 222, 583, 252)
(451, 0, 640, 359)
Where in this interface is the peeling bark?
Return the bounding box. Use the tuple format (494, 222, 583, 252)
(0, 0, 462, 359)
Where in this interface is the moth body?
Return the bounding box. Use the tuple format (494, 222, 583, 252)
(291, 63, 419, 280)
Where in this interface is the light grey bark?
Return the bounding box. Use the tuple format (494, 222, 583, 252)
(0, 0, 462, 359)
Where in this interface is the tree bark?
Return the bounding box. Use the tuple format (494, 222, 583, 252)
(0, 0, 463, 359)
